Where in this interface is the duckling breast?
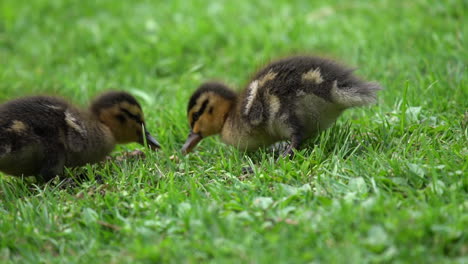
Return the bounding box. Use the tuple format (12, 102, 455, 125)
(221, 112, 278, 150)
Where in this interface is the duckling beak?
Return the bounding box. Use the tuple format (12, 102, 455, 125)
(181, 131, 202, 155)
(145, 130, 161, 150)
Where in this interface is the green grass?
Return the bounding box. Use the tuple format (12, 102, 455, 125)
(0, 0, 467, 263)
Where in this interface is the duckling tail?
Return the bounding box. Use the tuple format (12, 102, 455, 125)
(330, 80, 383, 108)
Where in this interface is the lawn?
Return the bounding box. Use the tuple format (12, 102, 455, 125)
(0, 0, 467, 263)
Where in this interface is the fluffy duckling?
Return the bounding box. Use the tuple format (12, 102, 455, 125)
(182, 56, 382, 155)
(0, 91, 160, 181)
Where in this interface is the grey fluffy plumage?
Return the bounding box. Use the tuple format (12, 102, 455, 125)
(182, 56, 382, 155)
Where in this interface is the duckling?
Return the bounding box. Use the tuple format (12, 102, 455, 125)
(181, 55, 382, 156)
(0, 91, 161, 181)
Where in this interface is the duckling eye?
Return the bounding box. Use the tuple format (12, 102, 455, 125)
(120, 108, 142, 124)
(115, 114, 126, 123)
(190, 99, 209, 126)
(191, 112, 200, 127)
(208, 107, 213, 114)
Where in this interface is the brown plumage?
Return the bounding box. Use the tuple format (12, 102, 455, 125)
(182, 55, 382, 155)
(0, 91, 161, 181)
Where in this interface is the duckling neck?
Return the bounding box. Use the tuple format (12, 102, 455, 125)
(85, 116, 116, 155)
(221, 105, 242, 144)
(65, 112, 116, 167)
(220, 103, 268, 150)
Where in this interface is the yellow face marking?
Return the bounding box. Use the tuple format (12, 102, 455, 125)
(189, 93, 210, 125)
(188, 93, 232, 137)
(98, 103, 145, 144)
(7, 120, 27, 133)
(302, 68, 324, 84)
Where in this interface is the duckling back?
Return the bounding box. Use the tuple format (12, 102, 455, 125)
(224, 56, 382, 153)
(0, 96, 68, 176)
(0, 96, 115, 179)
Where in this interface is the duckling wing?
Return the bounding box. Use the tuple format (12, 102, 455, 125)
(0, 96, 64, 137)
(266, 56, 381, 106)
(255, 57, 345, 98)
(0, 96, 87, 153)
(63, 109, 88, 152)
(0, 97, 69, 175)
(241, 79, 267, 126)
(241, 56, 382, 128)
(241, 62, 302, 126)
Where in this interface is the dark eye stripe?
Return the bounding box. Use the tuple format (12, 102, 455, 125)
(116, 114, 126, 123)
(191, 99, 208, 127)
(121, 108, 142, 123)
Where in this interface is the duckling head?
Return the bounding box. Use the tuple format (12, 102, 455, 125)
(181, 82, 236, 154)
(91, 91, 161, 149)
